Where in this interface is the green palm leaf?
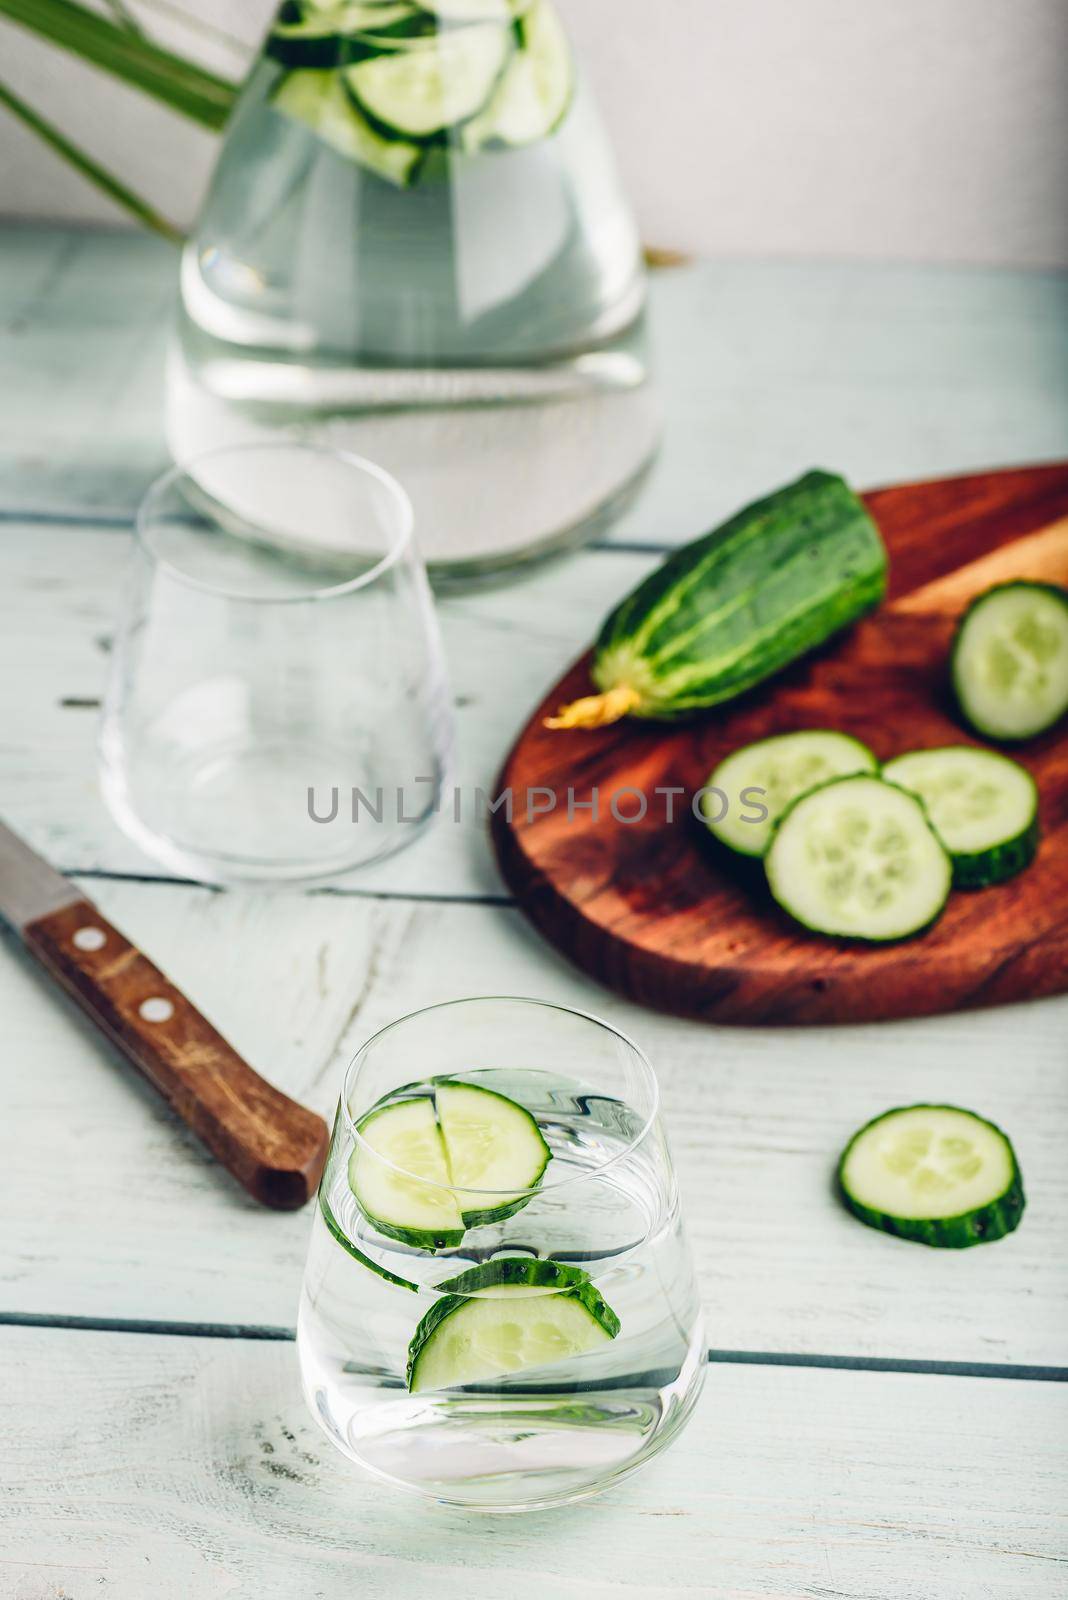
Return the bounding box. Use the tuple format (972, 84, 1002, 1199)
(0, 78, 183, 240)
(0, 0, 239, 129)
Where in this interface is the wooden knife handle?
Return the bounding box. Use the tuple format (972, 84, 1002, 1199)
(23, 899, 329, 1210)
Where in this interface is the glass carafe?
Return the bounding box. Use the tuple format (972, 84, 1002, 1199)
(167, 0, 659, 578)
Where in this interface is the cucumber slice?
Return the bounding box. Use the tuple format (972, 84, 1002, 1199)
(434, 1255, 596, 1296)
(344, 22, 510, 137)
(952, 580, 1068, 742)
(272, 69, 423, 185)
(461, 0, 571, 151)
(417, 0, 523, 19)
(765, 774, 952, 941)
(407, 1257, 620, 1392)
(267, 4, 424, 67)
(838, 1104, 1025, 1247)
(703, 730, 878, 858)
(436, 1081, 551, 1226)
(882, 746, 1039, 889)
(349, 1096, 465, 1248)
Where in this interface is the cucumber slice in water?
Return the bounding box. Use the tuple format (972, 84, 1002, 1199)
(704, 729, 878, 858)
(349, 1096, 465, 1248)
(344, 21, 510, 136)
(882, 746, 1039, 889)
(436, 1082, 551, 1226)
(952, 581, 1068, 741)
(838, 1104, 1025, 1247)
(268, 2, 423, 67)
(461, 0, 572, 150)
(272, 69, 422, 185)
(349, 1082, 551, 1245)
(417, 0, 523, 19)
(320, 1191, 419, 1290)
(407, 1257, 620, 1392)
(765, 774, 952, 941)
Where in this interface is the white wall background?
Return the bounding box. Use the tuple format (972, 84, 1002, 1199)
(2, 0, 1066, 266)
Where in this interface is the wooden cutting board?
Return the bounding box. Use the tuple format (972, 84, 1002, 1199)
(492, 464, 1068, 1025)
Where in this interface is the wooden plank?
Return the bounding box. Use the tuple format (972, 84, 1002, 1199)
(2, 880, 1065, 1364)
(2, 228, 1067, 543)
(2, 1325, 1064, 1598)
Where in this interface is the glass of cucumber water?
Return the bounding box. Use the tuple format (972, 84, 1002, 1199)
(169, 0, 658, 577)
(299, 997, 706, 1510)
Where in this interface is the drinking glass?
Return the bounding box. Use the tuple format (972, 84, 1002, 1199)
(100, 444, 452, 883)
(298, 997, 706, 1511)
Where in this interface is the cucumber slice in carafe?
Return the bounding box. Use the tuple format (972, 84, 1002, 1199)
(461, 0, 572, 150)
(343, 21, 511, 136)
(272, 69, 423, 184)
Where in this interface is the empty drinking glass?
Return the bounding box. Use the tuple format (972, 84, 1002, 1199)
(299, 997, 706, 1511)
(100, 443, 452, 883)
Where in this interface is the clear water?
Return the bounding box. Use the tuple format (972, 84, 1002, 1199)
(169, 27, 658, 573)
(298, 1069, 705, 1510)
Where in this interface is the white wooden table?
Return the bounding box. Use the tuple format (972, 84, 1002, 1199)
(1, 226, 1066, 1599)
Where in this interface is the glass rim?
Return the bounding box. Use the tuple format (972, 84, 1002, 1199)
(341, 995, 661, 1198)
(135, 442, 416, 606)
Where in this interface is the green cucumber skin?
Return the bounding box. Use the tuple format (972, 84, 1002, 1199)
(352, 1205, 465, 1251)
(406, 1258, 620, 1390)
(320, 1192, 419, 1290)
(951, 580, 1068, 742)
(950, 812, 1039, 890)
(594, 471, 887, 721)
(266, 21, 430, 69)
(435, 1256, 594, 1295)
(837, 1104, 1026, 1249)
(459, 1197, 539, 1227)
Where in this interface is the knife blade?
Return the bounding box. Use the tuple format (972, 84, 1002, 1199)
(0, 819, 328, 1209)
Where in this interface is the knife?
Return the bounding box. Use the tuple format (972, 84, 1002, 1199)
(0, 820, 329, 1210)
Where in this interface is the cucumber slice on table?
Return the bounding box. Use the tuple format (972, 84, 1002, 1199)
(883, 746, 1039, 889)
(407, 1257, 620, 1392)
(703, 730, 878, 858)
(349, 1096, 466, 1248)
(272, 69, 423, 185)
(436, 1082, 551, 1226)
(838, 1104, 1025, 1247)
(344, 21, 511, 136)
(765, 774, 952, 941)
(461, 0, 572, 150)
(952, 581, 1068, 741)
